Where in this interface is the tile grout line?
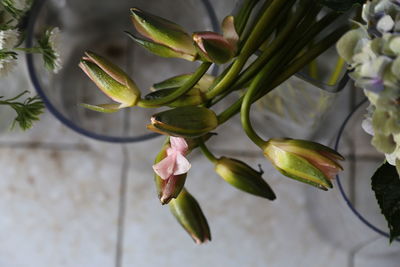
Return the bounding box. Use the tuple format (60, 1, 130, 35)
(115, 38, 135, 267)
(115, 145, 129, 267)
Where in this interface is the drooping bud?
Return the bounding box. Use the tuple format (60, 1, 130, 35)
(154, 140, 187, 204)
(193, 32, 237, 64)
(169, 188, 211, 244)
(262, 138, 344, 190)
(79, 51, 141, 112)
(147, 106, 218, 138)
(129, 8, 197, 61)
(215, 157, 276, 200)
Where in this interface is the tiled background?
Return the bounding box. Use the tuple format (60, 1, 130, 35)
(1, 1, 400, 266)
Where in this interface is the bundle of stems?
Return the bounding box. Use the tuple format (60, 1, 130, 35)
(80, 0, 357, 243)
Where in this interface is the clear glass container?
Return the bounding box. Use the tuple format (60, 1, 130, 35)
(26, 0, 219, 142)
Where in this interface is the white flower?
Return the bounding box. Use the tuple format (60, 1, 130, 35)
(0, 56, 17, 76)
(48, 27, 62, 73)
(0, 29, 19, 50)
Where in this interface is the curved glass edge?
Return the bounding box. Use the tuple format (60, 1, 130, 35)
(25, 0, 219, 143)
(334, 98, 400, 242)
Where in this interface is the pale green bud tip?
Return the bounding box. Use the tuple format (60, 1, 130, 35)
(79, 51, 140, 109)
(193, 32, 236, 64)
(130, 8, 196, 59)
(215, 157, 276, 200)
(147, 106, 218, 138)
(263, 139, 344, 190)
(169, 189, 211, 244)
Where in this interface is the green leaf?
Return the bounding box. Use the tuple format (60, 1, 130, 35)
(315, 0, 365, 12)
(371, 162, 400, 242)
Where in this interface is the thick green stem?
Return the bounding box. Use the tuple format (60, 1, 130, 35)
(199, 141, 218, 164)
(230, 1, 317, 94)
(240, 73, 266, 148)
(234, 0, 263, 36)
(218, 25, 349, 125)
(137, 62, 211, 107)
(205, 0, 293, 100)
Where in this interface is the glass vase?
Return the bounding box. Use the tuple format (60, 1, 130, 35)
(26, 0, 219, 142)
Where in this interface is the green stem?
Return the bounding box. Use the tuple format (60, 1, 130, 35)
(218, 25, 349, 125)
(199, 141, 218, 164)
(234, 0, 262, 37)
(15, 47, 42, 53)
(205, 0, 293, 100)
(137, 62, 211, 107)
(240, 75, 266, 148)
(230, 1, 317, 94)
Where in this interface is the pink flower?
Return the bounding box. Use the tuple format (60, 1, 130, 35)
(153, 137, 191, 180)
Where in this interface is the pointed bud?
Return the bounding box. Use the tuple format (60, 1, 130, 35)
(169, 189, 211, 244)
(130, 8, 197, 61)
(263, 139, 344, 190)
(151, 73, 214, 92)
(125, 31, 195, 61)
(145, 87, 206, 107)
(79, 51, 140, 109)
(215, 157, 276, 200)
(193, 32, 237, 64)
(222, 16, 239, 49)
(147, 106, 218, 138)
(145, 73, 214, 107)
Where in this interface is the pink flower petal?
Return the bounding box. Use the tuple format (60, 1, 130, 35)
(170, 137, 188, 154)
(153, 153, 177, 180)
(174, 153, 191, 175)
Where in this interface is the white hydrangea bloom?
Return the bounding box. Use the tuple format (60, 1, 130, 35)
(48, 27, 62, 73)
(0, 29, 19, 50)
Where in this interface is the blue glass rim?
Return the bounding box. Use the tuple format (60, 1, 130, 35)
(334, 99, 400, 242)
(25, 0, 219, 143)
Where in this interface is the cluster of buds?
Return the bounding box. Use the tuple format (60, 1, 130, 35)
(128, 8, 238, 64)
(78, 5, 346, 244)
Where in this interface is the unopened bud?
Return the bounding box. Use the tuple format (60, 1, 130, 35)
(215, 157, 276, 200)
(147, 106, 218, 138)
(263, 138, 344, 190)
(169, 189, 211, 244)
(130, 8, 197, 61)
(79, 51, 140, 111)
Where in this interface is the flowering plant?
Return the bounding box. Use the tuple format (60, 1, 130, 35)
(0, 0, 61, 130)
(75, 0, 371, 243)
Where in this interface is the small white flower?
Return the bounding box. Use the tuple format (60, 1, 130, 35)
(0, 56, 17, 76)
(48, 27, 62, 73)
(0, 29, 19, 50)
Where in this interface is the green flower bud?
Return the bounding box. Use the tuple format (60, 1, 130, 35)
(154, 142, 187, 204)
(263, 139, 344, 190)
(130, 8, 197, 61)
(193, 32, 237, 64)
(215, 157, 276, 200)
(79, 51, 140, 111)
(169, 189, 211, 244)
(151, 73, 214, 92)
(147, 106, 218, 138)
